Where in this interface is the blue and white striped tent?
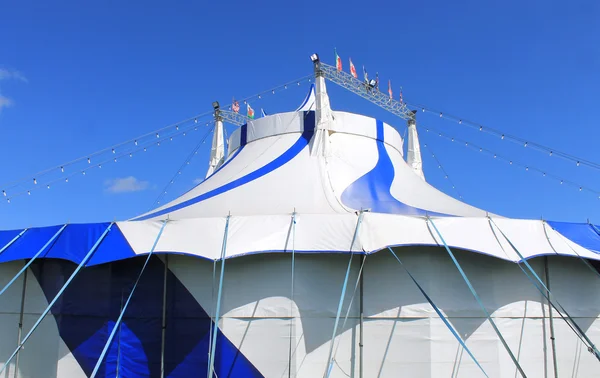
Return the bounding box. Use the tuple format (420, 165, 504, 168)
(1, 76, 600, 378)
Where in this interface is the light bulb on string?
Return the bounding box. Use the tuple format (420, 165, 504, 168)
(194, 118, 198, 123)
(82, 171, 86, 175)
(459, 120, 462, 124)
(61, 166, 64, 173)
(258, 95, 261, 99)
(87, 157, 91, 164)
(99, 164, 102, 169)
(272, 90, 275, 94)
(176, 125, 179, 130)
(27, 191, 30, 196)
(156, 133, 159, 138)
(114, 158, 117, 163)
(422, 108, 425, 112)
(501, 134, 505, 140)
(1, 190, 4, 197)
(47, 184, 50, 189)
(439, 113, 443, 118)
(6, 198, 10, 204)
(135, 140, 138, 146)
(157, 141, 160, 146)
(65, 178, 69, 183)
(479, 126, 482, 131)
(284, 85, 287, 89)
(577, 161, 580, 166)
(549, 151, 553, 156)
(129, 153, 132, 158)
(524, 142, 528, 147)
(144, 148, 147, 152)
(112, 149, 115, 154)
(33, 178, 37, 185)
(183, 132, 186, 136)
(297, 82, 300, 86)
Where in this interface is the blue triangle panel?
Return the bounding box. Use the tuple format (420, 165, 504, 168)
(30, 256, 263, 378)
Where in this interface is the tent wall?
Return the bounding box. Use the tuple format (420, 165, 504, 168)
(1, 250, 600, 377)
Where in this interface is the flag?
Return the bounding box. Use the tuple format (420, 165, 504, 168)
(232, 98, 240, 113)
(335, 48, 342, 71)
(247, 103, 255, 119)
(363, 66, 368, 82)
(349, 58, 357, 78)
(399, 89, 403, 104)
(388, 80, 392, 99)
(375, 72, 379, 90)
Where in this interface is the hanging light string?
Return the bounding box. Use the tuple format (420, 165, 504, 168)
(409, 102, 600, 171)
(0, 74, 314, 200)
(423, 126, 600, 197)
(421, 142, 463, 200)
(4, 120, 215, 203)
(150, 123, 215, 210)
(225, 74, 314, 111)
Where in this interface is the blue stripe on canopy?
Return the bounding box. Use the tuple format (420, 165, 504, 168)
(0, 223, 135, 265)
(547, 221, 600, 255)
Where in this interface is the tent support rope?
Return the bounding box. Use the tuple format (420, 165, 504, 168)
(544, 256, 559, 378)
(160, 254, 169, 378)
(426, 217, 527, 377)
(0, 224, 67, 298)
(288, 211, 297, 378)
(386, 247, 489, 377)
(0, 222, 113, 375)
(324, 210, 365, 378)
(208, 214, 231, 378)
(207, 255, 217, 378)
(90, 220, 168, 377)
(0, 228, 28, 256)
(488, 218, 600, 362)
(13, 268, 28, 378)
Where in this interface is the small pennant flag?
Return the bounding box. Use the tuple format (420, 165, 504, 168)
(349, 58, 357, 78)
(232, 99, 240, 113)
(388, 80, 392, 99)
(247, 103, 255, 119)
(335, 48, 342, 71)
(375, 72, 379, 90)
(363, 66, 368, 82)
(399, 89, 403, 104)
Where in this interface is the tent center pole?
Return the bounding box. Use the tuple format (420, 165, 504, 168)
(13, 268, 28, 378)
(359, 254, 364, 378)
(545, 257, 559, 378)
(160, 254, 169, 378)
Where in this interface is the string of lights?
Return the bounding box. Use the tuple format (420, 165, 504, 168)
(421, 142, 463, 200)
(422, 126, 600, 198)
(150, 124, 215, 210)
(1, 74, 315, 201)
(3, 120, 215, 203)
(409, 102, 600, 172)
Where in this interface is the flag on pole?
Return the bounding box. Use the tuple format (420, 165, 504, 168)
(399, 88, 403, 104)
(247, 103, 255, 119)
(388, 80, 392, 99)
(232, 98, 240, 113)
(349, 58, 357, 78)
(335, 49, 342, 71)
(363, 66, 368, 82)
(375, 72, 379, 90)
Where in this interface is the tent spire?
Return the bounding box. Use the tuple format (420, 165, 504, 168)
(206, 102, 226, 178)
(406, 110, 425, 181)
(310, 54, 334, 157)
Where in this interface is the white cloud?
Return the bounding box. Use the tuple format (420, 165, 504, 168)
(104, 176, 150, 193)
(0, 95, 13, 111)
(0, 68, 27, 83)
(192, 178, 203, 184)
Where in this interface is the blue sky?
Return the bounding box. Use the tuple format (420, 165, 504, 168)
(0, 0, 599, 228)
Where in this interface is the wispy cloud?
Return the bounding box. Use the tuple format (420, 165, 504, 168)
(0, 95, 13, 111)
(0, 67, 27, 113)
(0, 68, 27, 83)
(192, 178, 203, 185)
(104, 176, 150, 193)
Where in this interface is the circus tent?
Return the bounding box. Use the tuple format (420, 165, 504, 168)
(1, 55, 600, 378)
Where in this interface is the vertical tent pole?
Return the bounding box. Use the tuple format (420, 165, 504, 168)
(0, 228, 28, 256)
(545, 257, 559, 378)
(0, 224, 67, 298)
(359, 254, 364, 378)
(427, 217, 527, 377)
(288, 211, 297, 378)
(90, 220, 168, 378)
(386, 247, 489, 377)
(208, 214, 231, 378)
(0, 222, 113, 375)
(13, 268, 28, 378)
(324, 210, 364, 378)
(489, 218, 600, 362)
(160, 254, 169, 378)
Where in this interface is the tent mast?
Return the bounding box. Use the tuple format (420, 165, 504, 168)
(310, 54, 334, 157)
(206, 102, 226, 178)
(406, 110, 425, 181)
